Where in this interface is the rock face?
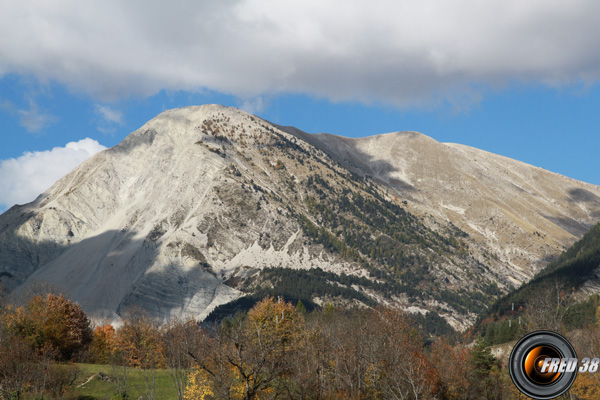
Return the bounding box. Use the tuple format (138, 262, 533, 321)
(1, 105, 599, 326)
(296, 130, 600, 282)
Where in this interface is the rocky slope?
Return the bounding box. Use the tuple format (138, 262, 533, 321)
(292, 129, 600, 281)
(1, 105, 599, 328)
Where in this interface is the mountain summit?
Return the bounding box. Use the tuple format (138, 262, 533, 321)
(1, 105, 599, 327)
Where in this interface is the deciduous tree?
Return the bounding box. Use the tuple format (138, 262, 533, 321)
(5, 294, 92, 361)
(430, 338, 470, 400)
(186, 296, 305, 400)
(88, 324, 116, 364)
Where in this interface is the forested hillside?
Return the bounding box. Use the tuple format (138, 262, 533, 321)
(476, 223, 600, 345)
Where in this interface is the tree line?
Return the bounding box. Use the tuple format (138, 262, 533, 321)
(5, 290, 600, 399)
(0, 292, 510, 400)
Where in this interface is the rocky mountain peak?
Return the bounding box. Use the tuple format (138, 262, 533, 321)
(1, 105, 599, 329)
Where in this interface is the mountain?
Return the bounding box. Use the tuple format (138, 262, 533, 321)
(1, 105, 599, 329)
(487, 221, 600, 317)
(473, 221, 600, 345)
(284, 128, 600, 279)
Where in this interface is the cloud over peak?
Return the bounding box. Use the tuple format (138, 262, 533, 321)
(1, 1, 600, 108)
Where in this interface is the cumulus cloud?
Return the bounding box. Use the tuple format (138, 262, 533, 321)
(0, 139, 106, 211)
(1, 1, 600, 108)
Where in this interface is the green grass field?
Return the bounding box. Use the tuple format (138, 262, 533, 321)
(73, 364, 181, 400)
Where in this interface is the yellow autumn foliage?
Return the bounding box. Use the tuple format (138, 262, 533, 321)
(184, 368, 214, 400)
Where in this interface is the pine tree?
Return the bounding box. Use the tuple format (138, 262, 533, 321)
(467, 340, 499, 399)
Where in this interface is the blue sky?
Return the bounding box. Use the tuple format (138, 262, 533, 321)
(1, 1, 600, 212)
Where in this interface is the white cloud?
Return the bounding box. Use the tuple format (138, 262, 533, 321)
(239, 97, 267, 115)
(0, 98, 57, 133)
(1, 1, 600, 108)
(94, 104, 123, 133)
(17, 99, 57, 133)
(95, 105, 123, 125)
(0, 138, 107, 210)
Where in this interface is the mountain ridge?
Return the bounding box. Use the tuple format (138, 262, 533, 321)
(1, 104, 599, 329)
(291, 126, 600, 278)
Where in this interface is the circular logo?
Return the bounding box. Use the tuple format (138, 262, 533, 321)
(509, 331, 577, 399)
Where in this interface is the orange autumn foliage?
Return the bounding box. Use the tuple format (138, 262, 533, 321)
(113, 315, 165, 368)
(88, 324, 116, 364)
(5, 294, 92, 360)
(247, 296, 305, 355)
(429, 339, 470, 399)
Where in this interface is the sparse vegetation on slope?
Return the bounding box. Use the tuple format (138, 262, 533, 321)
(486, 223, 600, 318)
(191, 109, 504, 322)
(475, 223, 600, 345)
(4, 105, 600, 333)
